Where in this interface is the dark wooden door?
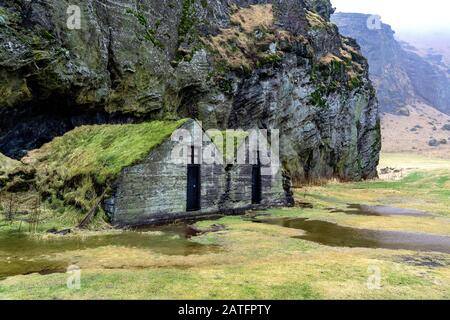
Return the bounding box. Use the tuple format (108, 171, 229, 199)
(187, 165, 201, 211)
(252, 165, 262, 204)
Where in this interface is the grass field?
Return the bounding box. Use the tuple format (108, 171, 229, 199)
(0, 153, 449, 299)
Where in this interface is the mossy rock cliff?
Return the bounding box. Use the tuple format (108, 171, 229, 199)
(0, 0, 380, 187)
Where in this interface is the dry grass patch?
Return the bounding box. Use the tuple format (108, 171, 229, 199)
(230, 4, 274, 33)
(203, 4, 287, 71)
(319, 53, 344, 65)
(0, 153, 20, 175)
(381, 102, 450, 158)
(306, 10, 330, 28)
(22, 120, 187, 212)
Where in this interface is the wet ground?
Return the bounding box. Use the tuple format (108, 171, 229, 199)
(1, 204, 448, 282)
(395, 254, 450, 268)
(0, 224, 220, 280)
(331, 204, 434, 217)
(256, 218, 450, 254)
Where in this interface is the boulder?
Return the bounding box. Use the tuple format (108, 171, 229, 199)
(396, 107, 411, 117)
(428, 139, 440, 147)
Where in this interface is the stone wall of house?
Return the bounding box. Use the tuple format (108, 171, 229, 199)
(106, 141, 188, 226)
(224, 140, 292, 210)
(106, 120, 227, 226)
(105, 120, 292, 226)
(200, 164, 226, 215)
(224, 164, 291, 211)
(261, 168, 289, 207)
(222, 165, 253, 211)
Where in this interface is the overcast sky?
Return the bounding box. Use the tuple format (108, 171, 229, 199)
(331, 0, 450, 35)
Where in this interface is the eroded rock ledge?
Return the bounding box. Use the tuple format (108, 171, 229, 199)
(0, 0, 380, 183)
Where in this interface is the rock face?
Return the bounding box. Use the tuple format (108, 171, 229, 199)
(0, 0, 380, 183)
(332, 13, 450, 116)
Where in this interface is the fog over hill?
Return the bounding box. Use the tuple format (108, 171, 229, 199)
(398, 31, 450, 65)
(332, 12, 450, 157)
(332, 13, 450, 116)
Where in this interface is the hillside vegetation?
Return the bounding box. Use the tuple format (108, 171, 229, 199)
(1, 153, 449, 299)
(0, 120, 186, 224)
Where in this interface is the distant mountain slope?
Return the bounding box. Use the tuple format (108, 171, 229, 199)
(332, 13, 450, 116)
(381, 102, 450, 158)
(399, 31, 450, 65)
(402, 41, 450, 76)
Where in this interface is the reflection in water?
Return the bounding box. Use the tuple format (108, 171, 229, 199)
(0, 224, 220, 280)
(257, 218, 450, 254)
(331, 204, 434, 217)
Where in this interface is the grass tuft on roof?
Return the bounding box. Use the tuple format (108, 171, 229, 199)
(0, 153, 21, 177)
(24, 119, 188, 211)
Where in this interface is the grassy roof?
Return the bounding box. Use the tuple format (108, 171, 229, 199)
(0, 153, 21, 178)
(24, 120, 188, 210)
(209, 130, 249, 163)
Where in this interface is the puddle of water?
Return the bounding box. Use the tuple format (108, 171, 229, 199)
(0, 224, 220, 280)
(0, 258, 67, 280)
(257, 218, 450, 254)
(331, 204, 434, 217)
(0, 225, 219, 257)
(295, 201, 314, 209)
(396, 254, 450, 268)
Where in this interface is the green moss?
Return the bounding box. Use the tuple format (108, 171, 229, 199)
(330, 59, 345, 76)
(38, 28, 55, 41)
(258, 52, 284, 66)
(310, 63, 319, 82)
(349, 76, 362, 90)
(173, 0, 200, 63)
(209, 130, 249, 163)
(178, 0, 197, 45)
(309, 88, 328, 108)
(0, 153, 21, 183)
(126, 8, 164, 49)
(0, 7, 19, 26)
(30, 120, 187, 210)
